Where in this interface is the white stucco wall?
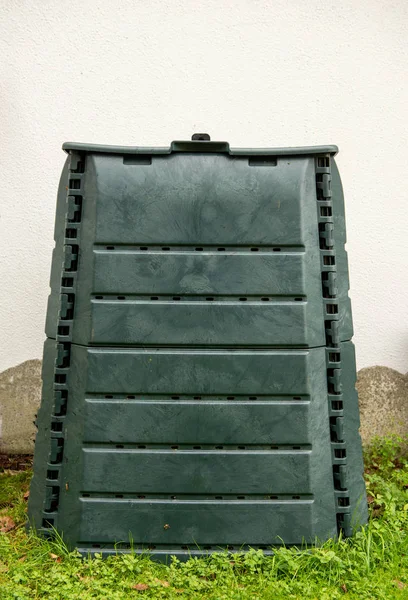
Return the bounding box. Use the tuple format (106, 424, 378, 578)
(0, 0, 407, 373)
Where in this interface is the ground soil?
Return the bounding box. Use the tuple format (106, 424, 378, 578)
(0, 454, 33, 472)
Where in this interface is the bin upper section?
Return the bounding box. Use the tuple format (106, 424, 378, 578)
(46, 140, 352, 348)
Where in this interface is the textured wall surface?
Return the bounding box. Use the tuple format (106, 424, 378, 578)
(0, 0, 407, 372)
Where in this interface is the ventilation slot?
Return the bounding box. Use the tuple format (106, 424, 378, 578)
(61, 277, 74, 288)
(57, 326, 70, 337)
(323, 255, 335, 266)
(326, 304, 338, 314)
(248, 157, 277, 167)
(42, 518, 54, 528)
(334, 448, 346, 459)
(320, 206, 332, 217)
(317, 157, 330, 168)
(123, 155, 152, 165)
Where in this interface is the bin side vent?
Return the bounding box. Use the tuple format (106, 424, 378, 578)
(41, 151, 85, 534)
(316, 155, 351, 536)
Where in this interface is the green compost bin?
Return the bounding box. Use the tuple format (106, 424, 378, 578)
(28, 136, 368, 559)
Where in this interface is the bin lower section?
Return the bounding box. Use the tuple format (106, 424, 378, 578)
(28, 339, 367, 558)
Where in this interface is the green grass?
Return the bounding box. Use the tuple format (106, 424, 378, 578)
(1, 436, 407, 599)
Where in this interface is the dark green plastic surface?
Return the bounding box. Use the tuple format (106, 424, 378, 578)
(45, 152, 352, 347)
(29, 139, 367, 559)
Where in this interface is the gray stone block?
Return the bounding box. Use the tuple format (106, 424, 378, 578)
(0, 359, 42, 454)
(357, 366, 408, 444)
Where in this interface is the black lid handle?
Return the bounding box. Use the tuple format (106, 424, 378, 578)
(191, 133, 211, 141)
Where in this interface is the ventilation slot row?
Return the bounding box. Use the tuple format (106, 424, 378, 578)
(93, 393, 308, 402)
(101, 443, 310, 451)
(99, 245, 303, 253)
(80, 493, 310, 501)
(92, 295, 306, 303)
(315, 155, 351, 537)
(42, 151, 86, 534)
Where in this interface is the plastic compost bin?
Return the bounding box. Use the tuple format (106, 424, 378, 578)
(28, 135, 368, 559)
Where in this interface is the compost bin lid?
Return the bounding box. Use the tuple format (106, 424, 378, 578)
(63, 138, 338, 156)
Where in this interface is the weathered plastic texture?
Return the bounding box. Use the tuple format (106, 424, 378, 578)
(29, 140, 367, 559)
(45, 149, 353, 348)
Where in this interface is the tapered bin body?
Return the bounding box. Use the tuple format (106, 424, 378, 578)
(29, 139, 367, 559)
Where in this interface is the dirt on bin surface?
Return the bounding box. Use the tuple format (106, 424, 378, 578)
(0, 454, 33, 472)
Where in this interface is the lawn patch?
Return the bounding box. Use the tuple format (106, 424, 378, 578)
(0, 436, 407, 599)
